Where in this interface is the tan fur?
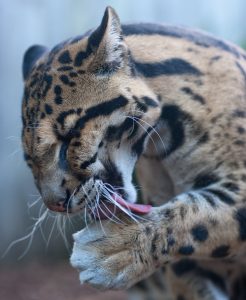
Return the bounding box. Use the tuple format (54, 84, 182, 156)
(22, 6, 246, 300)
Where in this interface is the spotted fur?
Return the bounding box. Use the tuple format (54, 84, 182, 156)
(22, 6, 246, 300)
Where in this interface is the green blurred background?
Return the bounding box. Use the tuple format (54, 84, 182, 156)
(0, 0, 245, 299)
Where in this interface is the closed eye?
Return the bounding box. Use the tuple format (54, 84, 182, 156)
(59, 142, 69, 170)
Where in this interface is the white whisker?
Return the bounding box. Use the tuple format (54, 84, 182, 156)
(2, 209, 49, 259)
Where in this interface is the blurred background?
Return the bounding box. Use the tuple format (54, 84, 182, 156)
(0, 0, 245, 299)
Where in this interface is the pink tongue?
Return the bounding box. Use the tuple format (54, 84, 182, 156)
(112, 195, 152, 214)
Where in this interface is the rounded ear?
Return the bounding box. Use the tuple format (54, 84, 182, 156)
(88, 6, 127, 73)
(22, 45, 48, 80)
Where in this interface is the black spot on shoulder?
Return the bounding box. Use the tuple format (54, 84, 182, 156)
(205, 188, 235, 205)
(232, 110, 246, 118)
(241, 174, 246, 182)
(211, 245, 230, 258)
(198, 131, 209, 144)
(134, 58, 202, 78)
(222, 182, 239, 193)
(200, 191, 217, 207)
(234, 207, 246, 240)
(178, 245, 194, 255)
(210, 55, 222, 63)
(179, 205, 188, 220)
(193, 173, 220, 189)
(237, 126, 245, 134)
(236, 61, 246, 82)
(45, 104, 53, 115)
(160, 105, 193, 157)
(191, 224, 208, 242)
(181, 87, 205, 105)
(234, 140, 245, 146)
(171, 259, 197, 276)
(58, 50, 72, 64)
(151, 233, 159, 259)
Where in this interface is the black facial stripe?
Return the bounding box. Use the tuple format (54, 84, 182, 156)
(105, 118, 134, 142)
(142, 96, 158, 107)
(134, 58, 202, 77)
(65, 96, 128, 139)
(80, 153, 97, 170)
(103, 161, 124, 190)
(59, 142, 69, 170)
(57, 109, 76, 128)
(134, 98, 148, 112)
(131, 127, 153, 156)
(122, 23, 241, 58)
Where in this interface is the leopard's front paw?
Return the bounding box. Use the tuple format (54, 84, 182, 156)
(70, 212, 164, 290)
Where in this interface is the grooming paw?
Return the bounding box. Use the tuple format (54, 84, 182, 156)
(70, 210, 165, 290)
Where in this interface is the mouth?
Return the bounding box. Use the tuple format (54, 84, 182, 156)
(89, 194, 152, 220)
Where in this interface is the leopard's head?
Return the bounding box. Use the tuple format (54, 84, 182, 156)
(22, 7, 160, 215)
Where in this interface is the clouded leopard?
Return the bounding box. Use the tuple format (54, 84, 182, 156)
(22, 6, 246, 300)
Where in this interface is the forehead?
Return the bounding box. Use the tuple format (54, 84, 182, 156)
(23, 39, 126, 113)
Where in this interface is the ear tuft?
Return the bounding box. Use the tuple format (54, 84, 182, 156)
(22, 45, 47, 80)
(89, 6, 121, 50)
(88, 6, 127, 73)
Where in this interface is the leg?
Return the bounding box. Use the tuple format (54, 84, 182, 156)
(129, 268, 172, 300)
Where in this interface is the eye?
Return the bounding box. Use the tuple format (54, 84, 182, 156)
(59, 142, 69, 170)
